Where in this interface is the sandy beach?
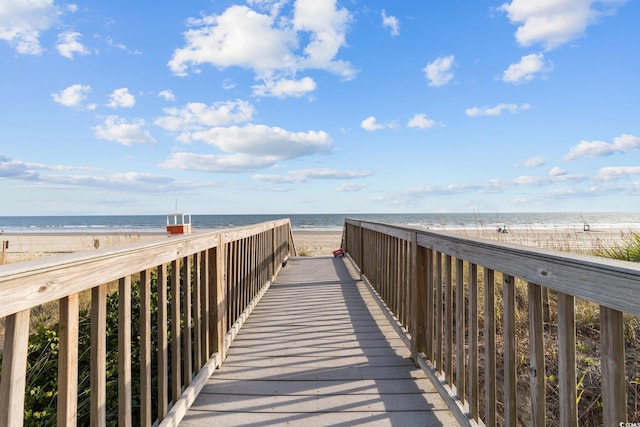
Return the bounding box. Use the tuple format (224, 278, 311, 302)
(1, 226, 635, 265)
(0, 232, 168, 264)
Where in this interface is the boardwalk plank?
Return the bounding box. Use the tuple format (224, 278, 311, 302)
(180, 256, 459, 426)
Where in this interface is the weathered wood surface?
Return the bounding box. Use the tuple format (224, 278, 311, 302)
(180, 256, 459, 426)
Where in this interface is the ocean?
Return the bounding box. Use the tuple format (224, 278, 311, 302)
(1, 212, 639, 234)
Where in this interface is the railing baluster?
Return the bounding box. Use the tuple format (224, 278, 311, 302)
(201, 249, 211, 362)
(425, 248, 434, 362)
(91, 284, 107, 427)
(183, 256, 193, 384)
(444, 254, 453, 385)
(411, 235, 425, 363)
(194, 252, 203, 371)
(157, 263, 169, 419)
(601, 305, 627, 425)
(0, 309, 31, 427)
(557, 291, 577, 426)
(58, 294, 79, 427)
(455, 258, 465, 404)
(503, 274, 517, 426)
(140, 269, 152, 426)
(215, 235, 228, 362)
(118, 276, 132, 427)
(171, 259, 182, 402)
(484, 268, 496, 427)
(528, 282, 546, 427)
(468, 263, 479, 421)
(435, 251, 443, 373)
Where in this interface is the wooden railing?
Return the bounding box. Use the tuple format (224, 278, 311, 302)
(343, 218, 640, 427)
(0, 219, 295, 427)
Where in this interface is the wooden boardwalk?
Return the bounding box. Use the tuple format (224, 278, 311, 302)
(180, 256, 459, 426)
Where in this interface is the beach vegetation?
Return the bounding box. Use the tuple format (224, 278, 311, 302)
(595, 231, 640, 262)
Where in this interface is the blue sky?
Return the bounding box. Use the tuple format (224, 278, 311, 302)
(1, 0, 639, 215)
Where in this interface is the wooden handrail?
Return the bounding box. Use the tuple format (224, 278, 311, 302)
(0, 219, 295, 426)
(343, 218, 639, 426)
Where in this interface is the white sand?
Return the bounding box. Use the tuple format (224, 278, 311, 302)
(0, 232, 167, 264)
(292, 231, 343, 257)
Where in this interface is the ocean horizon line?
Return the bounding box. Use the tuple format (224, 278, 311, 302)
(2, 212, 640, 234)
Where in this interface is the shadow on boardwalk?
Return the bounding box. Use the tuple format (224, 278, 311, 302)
(180, 256, 459, 426)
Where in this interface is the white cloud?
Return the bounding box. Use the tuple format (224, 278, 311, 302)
(407, 114, 436, 129)
(292, 0, 353, 76)
(361, 116, 383, 132)
(513, 168, 585, 186)
(499, 0, 626, 50)
(254, 168, 372, 183)
(107, 88, 136, 108)
(503, 53, 552, 84)
(160, 152, 277, 173)
(51, 84, 91, 108)
(253, 76, 317, 98)
(0, 155, 38, 179)
(361, 116, 396, 132)
(154, 100, 255, 135)
(0, 155, 192, 193)
(549, 166, 567, 176)
(465, 103, 530, 117)
(56, 31, 90, 59)
(0, 0, 60, 55)
(189, 124, 332, 159)
(168, 3, 355, 81)
(563, 134, 640, 160)
(424, 55, 455, 87)
(93, 116, 156, 146)
(337, 182, 366, 192)
(596, 166, 640, 181)
(382, 10, 399, 36)
(158, 90, 176, 101)
(519, 155, 546, 167)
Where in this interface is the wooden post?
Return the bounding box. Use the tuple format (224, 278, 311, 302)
(435, 252, 443, 373)
(601, 306, 627, 425)
(194, 252, 203, 370)
(157, 264, 169, 419)
(215, 233, 228, 363)
(528, 282, 546, 427)
(183, 256, 193, 384)
(468, 263, 479, 421)
(484, 268, 496, 427)
(0, 309, 31, 427)
(503, 274, 516, 426)
(118, 276, 132, 427)
(140, 269, 152, 426)
(201, 250, 210, 363)
(58, 294, 80, 427)
(411, 241, 428, 364)
(90, 284, 107, 427)
(171, 259, 182, 402)
(557, 292, 577, 426)
(444, 254, 453, 385)
(455, 258, 465, 404)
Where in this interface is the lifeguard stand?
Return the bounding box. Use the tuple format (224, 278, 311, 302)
(166, 213, 192, 235)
